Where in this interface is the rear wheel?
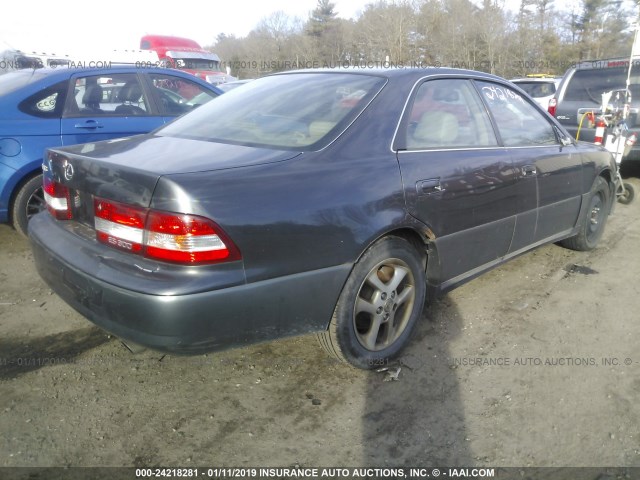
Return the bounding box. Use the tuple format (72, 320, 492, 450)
(11, 174, 46, 238)
(317, 236, 426, 369)
(561, 176, 610, 251)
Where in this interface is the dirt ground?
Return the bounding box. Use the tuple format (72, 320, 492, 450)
(1, 176, 640, 473)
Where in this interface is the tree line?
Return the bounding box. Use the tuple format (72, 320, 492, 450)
(208, 0, 639, 80)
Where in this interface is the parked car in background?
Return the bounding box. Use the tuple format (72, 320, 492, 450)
(511, 74, 562, 110)
(1, 48, 73, 75)
(0, 65, 222, 236)
(550, 58, 640, 163)
(29, 68, 616, 369)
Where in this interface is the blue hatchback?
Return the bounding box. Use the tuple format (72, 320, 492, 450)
(0, 66, 222, 236)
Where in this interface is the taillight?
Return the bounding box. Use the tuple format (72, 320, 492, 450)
(94, 199, 145, 253)
(548, 98, 557, 117)
(43, 176, 72, 220)
(145, 211, 239, 263)
(92, 197, 240, 264)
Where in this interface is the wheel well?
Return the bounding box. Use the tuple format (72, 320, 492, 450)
(387, 228, 428, 254)
(363, 228, 429, 270)
(8, 169, 42, 223)
(597, 170, 616, 208)
(599, 169, 612, 185)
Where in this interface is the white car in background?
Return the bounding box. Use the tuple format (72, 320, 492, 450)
(511, 75, 562, 110)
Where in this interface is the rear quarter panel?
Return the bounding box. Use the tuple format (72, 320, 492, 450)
(0, 121, 62, 218)
(152, 149, 408, 284)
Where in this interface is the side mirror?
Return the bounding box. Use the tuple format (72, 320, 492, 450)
(554, 126, 573, 146)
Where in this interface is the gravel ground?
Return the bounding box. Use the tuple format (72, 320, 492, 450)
(1, 177, 639, 475)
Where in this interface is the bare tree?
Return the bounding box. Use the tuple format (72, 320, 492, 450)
(207, 0, 636, 79)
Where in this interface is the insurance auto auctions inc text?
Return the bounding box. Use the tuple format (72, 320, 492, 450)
(449, 356, 633, 367)
(198, 468, 495, 478)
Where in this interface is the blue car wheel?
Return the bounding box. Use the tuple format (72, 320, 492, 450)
(12, 174, 45, 237)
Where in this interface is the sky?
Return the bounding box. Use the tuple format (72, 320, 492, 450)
(1, 0, 373, 54)
(1, 0, 580, 57)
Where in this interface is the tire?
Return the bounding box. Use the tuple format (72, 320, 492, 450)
(561, 176, 610, 252)
(317, 236, 426, 369)
(11, 174, 45, 238)
(618, 182, 635, 205)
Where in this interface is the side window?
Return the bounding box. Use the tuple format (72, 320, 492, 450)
(18, 81, 67, 118)
(476, 81, 557, 147)
(148, 74, 218, 115)
(405, 79, 498, 150)
(64, 74, 148, 117)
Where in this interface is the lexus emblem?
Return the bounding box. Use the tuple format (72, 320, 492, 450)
(63, 161, 74, 181)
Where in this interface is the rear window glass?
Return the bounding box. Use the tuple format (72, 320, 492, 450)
(564, 67, 640, 103)
(158, 72, 386, 151)
(0, 70, 51, 96)
(18, 80, 67, 118)
(513, 81, 557, 98)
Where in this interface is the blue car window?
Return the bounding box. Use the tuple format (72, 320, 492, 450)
(18, 80, 67, 118)
(64, 74, 148, 117)
(149, 73, 218, 115)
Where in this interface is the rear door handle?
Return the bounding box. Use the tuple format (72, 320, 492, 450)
(417, 178, 444, 195)
(74, 120, 104, 129)
(522, 165, 537, 177)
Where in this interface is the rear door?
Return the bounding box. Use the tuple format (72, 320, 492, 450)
(60, 72, 163, 146)
(395, 77, 519, 285)
(476, 80, 583, 246)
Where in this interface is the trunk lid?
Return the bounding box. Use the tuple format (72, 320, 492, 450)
(45, 134, 301, 227)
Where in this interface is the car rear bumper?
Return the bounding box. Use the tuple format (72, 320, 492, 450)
(29, 213, 349, 354)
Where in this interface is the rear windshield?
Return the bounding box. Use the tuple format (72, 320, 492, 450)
(513, 81, 557, 98)
(158, 72, 387, 151)
(0, 70, 51, 96)
(564, 67, 640, 103)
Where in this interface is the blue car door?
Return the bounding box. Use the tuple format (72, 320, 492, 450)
(60, 72, 163, 146)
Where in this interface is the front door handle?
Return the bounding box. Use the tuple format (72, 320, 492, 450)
(74, 120, 104, 129)
(522, 165, 537, 177)
(417, 178, 445, 195)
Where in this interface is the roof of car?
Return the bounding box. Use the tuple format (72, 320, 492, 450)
(0, 66, 223, 99)
(274, 67, 509, 82)
(511, 77, 562, 82)
(8, 65, 206, 79)
(10, 66, 513, 86)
